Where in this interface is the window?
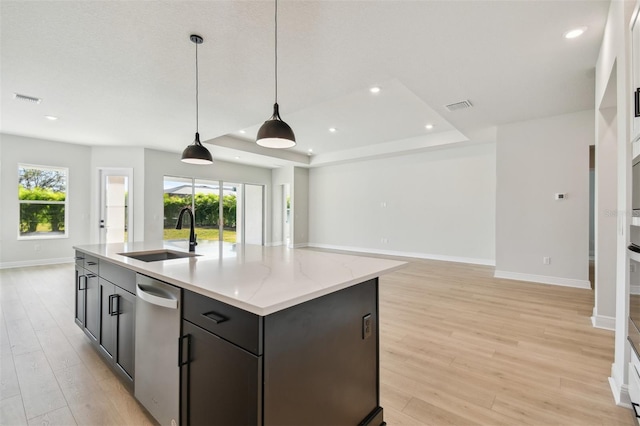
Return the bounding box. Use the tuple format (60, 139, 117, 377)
(18, 164, 68, 239)
(163, 176, 258, 248)
(164, 177, 224, 246)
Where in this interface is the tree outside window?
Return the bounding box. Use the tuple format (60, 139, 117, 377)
(18, 165, 68, 238)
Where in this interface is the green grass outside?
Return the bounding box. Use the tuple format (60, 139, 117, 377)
(23, 223, 236, 243)
(164, 227, 237, 243)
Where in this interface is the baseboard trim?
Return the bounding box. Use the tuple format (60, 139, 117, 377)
(266, 241, 284, 247)
(591, 315, 616, 331)
(292, 243, 308, 248)
(493, 270, 591, 289)
(306, 243, 495, 266)
(609, 376, 631, 408)
(0, 257, 74, 270)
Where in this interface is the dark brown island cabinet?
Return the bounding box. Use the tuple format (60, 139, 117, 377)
(181, 279, 384, 426)
(74, 248, 389, 425)
(75, 252, 136, 387)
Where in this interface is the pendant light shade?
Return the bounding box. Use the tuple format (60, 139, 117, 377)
(182, 132, 213, 164)
(181, 34, 213, 165)
(256, 103, 296, 148)
(256, 0, 296, 149)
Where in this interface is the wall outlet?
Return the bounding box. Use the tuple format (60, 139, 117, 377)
(381, 238, 388, 244)
(554, 193, 566, 200)
(362, 314, 372, 339)
(380, 201, 387, 208)
(543, 256, 551, 265)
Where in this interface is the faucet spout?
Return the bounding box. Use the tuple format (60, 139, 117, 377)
(175, 207, 197, 252)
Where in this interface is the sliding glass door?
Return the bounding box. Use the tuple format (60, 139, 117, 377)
(222, 183, 240, 244)
(163, 176, 263, 247)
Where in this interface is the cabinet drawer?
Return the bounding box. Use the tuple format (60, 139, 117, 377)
(183, 289, 262, 355)
(101, 261, 136, 294)
(84, 255, 99, 274)
(75, 251, 85, 267)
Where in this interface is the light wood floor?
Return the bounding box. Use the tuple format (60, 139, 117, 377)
(0, 259, 634, 425)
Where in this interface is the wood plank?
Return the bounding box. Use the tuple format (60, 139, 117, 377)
(0, 258, 634, 425)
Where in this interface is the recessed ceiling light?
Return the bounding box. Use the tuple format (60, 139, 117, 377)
(425, 124, 434, 130)
(329, 127, 337, 133)
(235, 156, 241, 159)
(239, 130, 246, 134)
(369, 86, 381, 94)
(45, 115, 58, 121)
(563, 27, 587, 39)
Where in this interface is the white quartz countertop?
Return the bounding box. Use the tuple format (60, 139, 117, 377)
(73, 242, 406, 316)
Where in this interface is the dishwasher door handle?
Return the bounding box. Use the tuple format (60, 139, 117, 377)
(136, 284, 179, 309)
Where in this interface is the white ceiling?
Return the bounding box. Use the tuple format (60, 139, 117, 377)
(0, 1, 609, 168)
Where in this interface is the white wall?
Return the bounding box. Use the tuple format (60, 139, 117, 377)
(495, 110, 593, 288)
(596, 0, 637, 407)
(0, 133, 92, 267)
(596, 101, 619, 326)
(308, 142, 496, 263)
(142, 149, 273, 244)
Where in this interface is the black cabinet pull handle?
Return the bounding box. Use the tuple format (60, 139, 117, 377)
(86, 261, 97, 266)
(178, 334, 191, 366)
(632, 402, 640, 418)
(108, 294, 119, 316)
(86, 273, 97, 278)
(74, 256, 85, 261)
(636, 88, 640, 118)
(201, 311, 227, 324)
(78, 275, 87, 291)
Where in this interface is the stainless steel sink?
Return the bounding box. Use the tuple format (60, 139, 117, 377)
(118, 249, 200, 262)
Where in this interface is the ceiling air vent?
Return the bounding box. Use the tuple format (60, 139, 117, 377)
(13, 93, 42, 104)
(445, 100, 473, 112)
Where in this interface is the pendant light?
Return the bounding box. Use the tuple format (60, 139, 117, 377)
(256, 0, 296, 149)
(181, 34, 213, 164)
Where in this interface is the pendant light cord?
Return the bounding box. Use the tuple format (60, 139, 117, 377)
(195, 39, 199, 133)
(274, 0, 278, 104)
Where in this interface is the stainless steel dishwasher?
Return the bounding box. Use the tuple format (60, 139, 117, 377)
(135, 274, 181, 426)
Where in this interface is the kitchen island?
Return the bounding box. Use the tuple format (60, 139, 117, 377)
(73, 242, 405, 426)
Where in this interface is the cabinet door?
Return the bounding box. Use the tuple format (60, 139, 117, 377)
(84, 272, 100, 341)
(181, 320, 261, 426)
(263, 279, 379, 425)
(115, 287, 135, 381)
(74, 265, 86, 327)
(99, 280, 116, 360)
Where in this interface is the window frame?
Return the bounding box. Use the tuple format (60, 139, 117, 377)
(17, 163, 69, 240)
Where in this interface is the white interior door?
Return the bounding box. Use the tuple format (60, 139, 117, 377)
(243, 184, 264, 245)
(99, 168, 133, 244)
(283, 184, 291, 247)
